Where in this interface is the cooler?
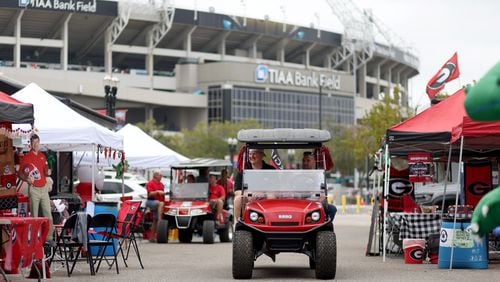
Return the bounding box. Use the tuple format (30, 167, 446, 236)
(438, 218, 488, 269)
(89, 202, 118, 256)
(403, 239, 425, 264)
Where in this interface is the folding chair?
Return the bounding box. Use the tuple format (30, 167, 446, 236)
(49, 213, 94, 276)
(106, 201, 144, 269)
(88, 214, 119, 274)
(385, 213, 403, 256)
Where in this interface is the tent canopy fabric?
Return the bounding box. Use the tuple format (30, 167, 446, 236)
(0, 91, 34, 124)
(74, 123, 188, 169)
(386, 88, 500, 154)
(12, 83, 123, 151)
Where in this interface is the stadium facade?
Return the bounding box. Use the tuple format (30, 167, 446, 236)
(0, 0, 419, 131)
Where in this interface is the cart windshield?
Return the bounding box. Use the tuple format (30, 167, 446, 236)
(243, 169, 325, 200)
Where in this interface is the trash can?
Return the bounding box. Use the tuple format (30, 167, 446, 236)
(89, 202, 118, 257)
(438, 218, 488, 269)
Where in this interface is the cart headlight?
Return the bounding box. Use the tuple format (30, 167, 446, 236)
(249, 211, 265, 224)
(305, 210, 321, 224)
(249, 211, 259, 222)
(311, 211, 320, 222)
(166, 208, 177, 216)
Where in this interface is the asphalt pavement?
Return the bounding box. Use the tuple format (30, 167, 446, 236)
(19, 206, 500, 281)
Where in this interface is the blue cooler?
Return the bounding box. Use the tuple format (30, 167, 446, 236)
(89, 202, 118, 256)
(438, 218, 488, 269)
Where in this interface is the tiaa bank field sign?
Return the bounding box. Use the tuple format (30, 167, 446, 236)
(19, 0, 97, 13)
(255, 65, 340, 90)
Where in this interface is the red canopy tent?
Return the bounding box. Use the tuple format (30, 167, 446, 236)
(381, 88, 500, 262)
(0, 91, 34, 124)
(386, 88, 500, 155)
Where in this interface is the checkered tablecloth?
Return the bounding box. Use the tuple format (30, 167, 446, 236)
(391, 213, 442, 240)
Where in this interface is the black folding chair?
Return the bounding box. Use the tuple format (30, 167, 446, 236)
(88, 214, 119, 274)
(49, 213, 94, 276)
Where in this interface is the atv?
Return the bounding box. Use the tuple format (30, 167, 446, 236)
(232, 129, 336, 279)
(156, 158, 233, 244)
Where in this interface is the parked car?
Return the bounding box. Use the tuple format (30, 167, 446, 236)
(95, 178, 147, 206)
(414, 182, 460, 211)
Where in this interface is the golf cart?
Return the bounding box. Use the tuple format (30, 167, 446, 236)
(232, 129, 336, 279)
(156, 158, 233, 244)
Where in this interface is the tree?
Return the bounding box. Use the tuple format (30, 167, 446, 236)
(326, 86, 413, 182)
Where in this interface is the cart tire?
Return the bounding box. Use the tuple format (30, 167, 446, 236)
(219, 222, 233, 242)
(232, 230, 254, 279)
(156, 219, 169, 244)
(178, 229, 193, 243)
(202, 220, 215, 244)
(315, 231, 336, 279)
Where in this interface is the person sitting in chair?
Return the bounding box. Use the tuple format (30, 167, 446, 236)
(145, 170, 165, 243)
(209, 173, 226, 225)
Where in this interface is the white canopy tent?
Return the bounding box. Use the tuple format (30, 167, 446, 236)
(74, 123, 188, 169)
(12, 83, 123, 151)
(12, 83, 124, 201)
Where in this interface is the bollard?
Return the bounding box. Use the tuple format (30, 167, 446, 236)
(356, 195, 361, 214)
(341, 195, 347, 214)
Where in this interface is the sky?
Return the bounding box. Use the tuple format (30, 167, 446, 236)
(170, 0, 500, 112)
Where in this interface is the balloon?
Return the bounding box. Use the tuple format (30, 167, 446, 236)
(77, 166, 100, 183)
(471, 187, 500, 238)
(95, 173, 104, 191)
(465, 62, 500, 121)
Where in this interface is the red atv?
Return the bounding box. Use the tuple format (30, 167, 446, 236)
(232, 129, 336, 279)
(156, 158, 233, 244)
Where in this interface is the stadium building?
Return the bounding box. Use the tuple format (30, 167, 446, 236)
(0, 0, 419, 131)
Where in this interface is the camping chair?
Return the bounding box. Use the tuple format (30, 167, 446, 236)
(49, 213, 94, 277)
(88, 214, 119, 274)
(385, 212, 403, 256)
(106, 201, 144, 269)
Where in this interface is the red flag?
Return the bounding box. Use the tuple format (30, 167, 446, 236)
(426, 52, 460, 99)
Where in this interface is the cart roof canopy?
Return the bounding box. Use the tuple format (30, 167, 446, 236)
(171, 158, 231, 169)
(237, 129, 331, 143)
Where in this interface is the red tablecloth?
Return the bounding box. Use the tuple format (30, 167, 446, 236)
(0, 217, 49, 273)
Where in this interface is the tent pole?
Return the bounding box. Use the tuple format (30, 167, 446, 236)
(450, 135, 464, 270)
(441, 144, 453, 215)
(121, 155, 125, 197)
(383, 144, 390, 262)
(91, 144, 96, 202)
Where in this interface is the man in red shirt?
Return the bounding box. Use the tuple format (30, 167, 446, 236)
(146, 170, 165, 243)
(17, 134, 54, 242)
(209, 173, 226, 225)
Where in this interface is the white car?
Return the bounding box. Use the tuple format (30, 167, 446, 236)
(96, 178, 147, 206)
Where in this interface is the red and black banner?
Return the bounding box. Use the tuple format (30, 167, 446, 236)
(426, 52, 460, 99)
(408, 152, 432, 183)
(270, 149, 283, 169)
(464, 161, 492, 208)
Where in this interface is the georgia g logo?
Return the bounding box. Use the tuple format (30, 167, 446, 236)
(410, 248, 424, 261)
(388, 178, 413, 197)
(428, 62, 457, 90)
(467, 181, 491, 196)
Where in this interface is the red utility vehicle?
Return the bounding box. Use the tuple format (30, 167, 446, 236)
(156, 158, 233, 244)
(232, 129, 336, 279)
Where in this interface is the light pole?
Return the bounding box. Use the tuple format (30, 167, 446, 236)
(103, 75, 119, 118)
(287, 149, 296, 169)
(227, 137, 237, 168)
